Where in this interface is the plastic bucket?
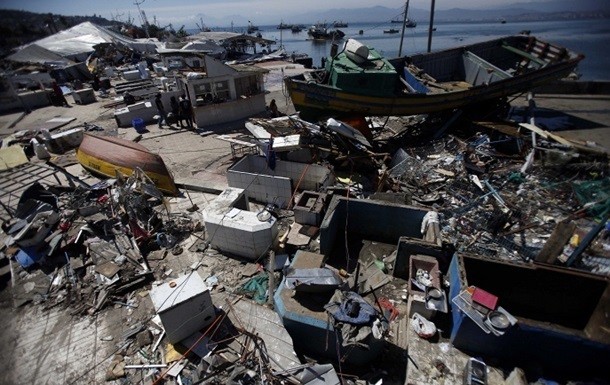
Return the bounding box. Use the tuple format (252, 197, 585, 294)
(132, 118, 146, 133)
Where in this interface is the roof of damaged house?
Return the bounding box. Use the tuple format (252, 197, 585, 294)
(6, 44, 76, 66)
(21, 21, 156, 59)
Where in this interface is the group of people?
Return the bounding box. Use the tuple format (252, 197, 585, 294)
(155, 93, 194, 130)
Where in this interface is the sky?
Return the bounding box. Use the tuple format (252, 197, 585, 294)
(0, 0, 584, 27)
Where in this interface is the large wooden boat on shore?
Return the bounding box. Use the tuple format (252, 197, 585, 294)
(285, 35, 584, 119)
(76, 133, 179, 195)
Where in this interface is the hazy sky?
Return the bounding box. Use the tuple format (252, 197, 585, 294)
(0, 0, 574, 26)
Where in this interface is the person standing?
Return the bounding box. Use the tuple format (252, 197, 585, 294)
(170, 96, 182, 128)
(179, 94, 194, 129)
(269, 99, 279, 118)
(51, 82, 69, 107)
(123, 91, 135, 105)
(155, 93, 167, 128)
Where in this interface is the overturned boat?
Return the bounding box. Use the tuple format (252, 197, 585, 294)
(285, 35, 584, 119)
(76, 133, 179, 195)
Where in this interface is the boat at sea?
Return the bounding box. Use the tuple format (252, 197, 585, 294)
(392, 0, 417, 28)
(284, 35, 584, 119)
(332, 20, 348, 28)
(277, 21, 292, 30)
(307, 23, 345, 40)
(383, 28, 400, 34)
(391, 18, 417, 28)
(247, 21, 259, 34)
(76, 133, 179, 195)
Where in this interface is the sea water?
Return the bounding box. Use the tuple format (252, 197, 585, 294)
(250, 19, 609, 81)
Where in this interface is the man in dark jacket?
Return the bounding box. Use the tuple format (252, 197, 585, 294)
(155, 93, 167, 128)
(179, 94, 194, 129)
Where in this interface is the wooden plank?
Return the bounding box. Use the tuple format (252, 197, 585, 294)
(534, 219, 576, 264)
(585, 283, 610, 345)
(502, 43, 546, 66)
(518, 122, 574, 146)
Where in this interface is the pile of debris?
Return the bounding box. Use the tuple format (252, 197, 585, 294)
(2, 168, 201, 312)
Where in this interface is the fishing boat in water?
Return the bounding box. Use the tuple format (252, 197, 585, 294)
(391, 0, 417, 28)
(307, 23, 345, 40)
(284, 35, 584, 119)
(291, 24, 304, 33)
(76, 133, 179, 195)
(391, 17, 417, 28)
(383, 28, 400, 34)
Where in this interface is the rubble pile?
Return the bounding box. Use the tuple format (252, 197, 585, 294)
(2, 169, 202, 313)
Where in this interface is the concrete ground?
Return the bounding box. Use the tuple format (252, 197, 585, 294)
(510, 93, 610, 151)
(0, 62, 609, 385)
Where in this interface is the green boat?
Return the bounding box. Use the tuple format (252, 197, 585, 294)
(285, 35, 584, 120)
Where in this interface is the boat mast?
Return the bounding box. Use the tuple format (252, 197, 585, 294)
(427, 0, 436, 52)
(398, 0, 409, 57)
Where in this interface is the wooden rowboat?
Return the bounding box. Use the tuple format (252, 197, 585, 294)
(76, 133, 178, 195)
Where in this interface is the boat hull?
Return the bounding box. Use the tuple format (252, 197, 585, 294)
(286, 36, 583, 119)
(76, 134, 178, 195)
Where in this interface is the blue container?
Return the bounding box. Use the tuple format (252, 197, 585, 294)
(132, 118, 146, 133)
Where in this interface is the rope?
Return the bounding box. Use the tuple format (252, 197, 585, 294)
(287, 163, 311, 209)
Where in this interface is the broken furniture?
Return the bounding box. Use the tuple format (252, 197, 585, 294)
(42, 127, 84, 154)
(114, 101, 156, 127)
(150, 273, 216, 343)
(71, 88, 96, 105)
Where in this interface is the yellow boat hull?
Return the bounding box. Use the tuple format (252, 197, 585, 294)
(76, 134, 179, 195)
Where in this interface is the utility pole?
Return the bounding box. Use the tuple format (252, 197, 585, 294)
(427, 0, 436, 53)
(398, 0, 409, 57)
(134, 0, 150, 38)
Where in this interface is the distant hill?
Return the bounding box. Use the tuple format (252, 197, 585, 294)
(494, 0, 610, 12)
(289, 3, 609, 25)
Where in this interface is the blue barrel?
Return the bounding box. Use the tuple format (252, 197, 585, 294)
(132, 118, 146, 133)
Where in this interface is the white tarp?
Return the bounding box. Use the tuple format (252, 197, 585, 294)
(7, 44, 74, 65)
(22, 22, 157, 60)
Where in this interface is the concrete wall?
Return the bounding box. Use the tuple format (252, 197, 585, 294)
(448, 253, 610, 378)
(319, 196, 429, 255)
(227, 155, 334, 208)
(0, 90, 52, 113)
(192, 94, 266, 128)
(202, 188, 278, 260)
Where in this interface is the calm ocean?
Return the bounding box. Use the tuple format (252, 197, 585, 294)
(241, 18, 609, 81)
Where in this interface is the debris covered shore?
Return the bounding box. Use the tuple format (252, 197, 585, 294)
(1, 24, 610, 385)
